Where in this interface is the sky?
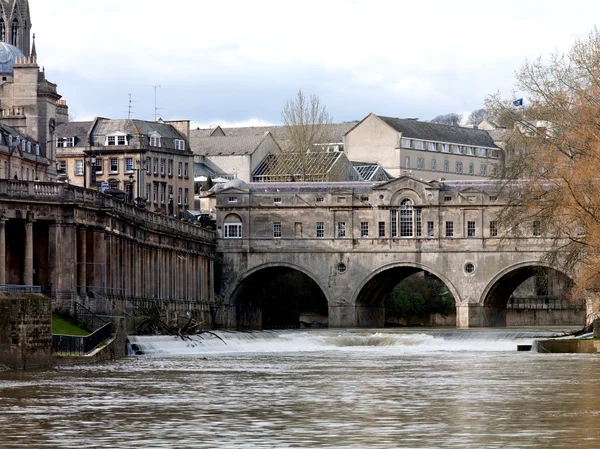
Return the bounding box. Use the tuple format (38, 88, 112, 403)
(28, 0, 600, 128)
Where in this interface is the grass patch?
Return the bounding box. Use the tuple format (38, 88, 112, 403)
(52, 314, 90, 336)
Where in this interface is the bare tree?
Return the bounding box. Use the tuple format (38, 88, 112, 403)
(466, 108, 493, 127)
(274, 89, 341, 181)
(430, 113, 463, 126)
(486, 29, 600, 303)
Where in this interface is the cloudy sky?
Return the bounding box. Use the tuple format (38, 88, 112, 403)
(29, 0, 600, 128)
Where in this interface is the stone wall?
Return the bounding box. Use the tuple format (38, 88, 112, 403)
(0, 293, 52, 370)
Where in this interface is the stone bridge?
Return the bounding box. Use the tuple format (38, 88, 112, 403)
(0, 180, 216, 322)
(213, 177, 585, 329)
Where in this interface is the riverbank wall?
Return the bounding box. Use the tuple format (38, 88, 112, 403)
(0, 293, 53, 370)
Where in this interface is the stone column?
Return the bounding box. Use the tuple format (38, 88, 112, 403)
(93, 228, 106, 295)
(24, 218, 33, 286)
(0, 219, 6, 286)
(77, 227, 87, 297)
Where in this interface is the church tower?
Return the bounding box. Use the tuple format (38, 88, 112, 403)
(0, 0, 31, 56)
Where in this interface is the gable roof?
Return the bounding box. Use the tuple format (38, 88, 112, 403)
(191, 132, 276, 157)
(55, 121, 94, 147)
(371, 114, 499, 148)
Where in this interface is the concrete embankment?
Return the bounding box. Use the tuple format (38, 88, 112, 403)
(536, 339, 600, 353)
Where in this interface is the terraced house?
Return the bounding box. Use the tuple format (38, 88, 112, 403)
(55, 118, 194, 216)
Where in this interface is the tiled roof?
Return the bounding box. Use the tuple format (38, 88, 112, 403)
(191, 134, 271, 157)
(55, 121, 93, 147)
(376, 115, 499, 148)
(91, 119, 187, 141)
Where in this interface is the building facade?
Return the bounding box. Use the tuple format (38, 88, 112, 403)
(0, 0, 68, 181)
(55, 118, 195, 216)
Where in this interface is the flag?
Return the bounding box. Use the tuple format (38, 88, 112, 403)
(513, 98, 523, 107)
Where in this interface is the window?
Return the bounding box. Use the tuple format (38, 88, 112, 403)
(160, 159, 165, 176)
(360, 222, 369, 238)
(108, 157, 118, 174)
(273, 197, 282, 204)
(228, 196, 238, 203)
(415, 208, 422, 237)
(178, 162, 183, 177)
(489, 195, 497, 202)
(107, 136, 115, 146)
(417, 158, 424, 170)
(153, 184, 158, 204)
(224, 223, 242, 239)
(57, 137, 74, 148)
(427, 221, 434, 238)
(184, 188, 189, 206)
(446, 221, 454, 237)
(337, 197, 346, 203)
(316, 197, 324, 203)
(360, 196, 369, 203)
(378, 221, 385, 238)
(160, 184, 166, 204)
(414, 140, 424, 150)
(146, 183, 151, 202)
(75, 160, 84, 176)
(456, 162, 463, 174)
(401, 138, 411, 148)
(469, 163, 474, 175)
(533, 221, 541, 237)
(146, 157, 151, 174)
(184, 163, 189, 178)
(444, 195, 452, 202)
(391, 210, 398, 237)
(431, 159, 437, 171)
(95, 158, 103, 174)
(57, 160, 67, 173)
(174, 139, 185, 151)
(441, 144, 449, 153)
(167, 160, 173, 176)
(490, 221, 498, 237)
(337, 222, 346, 238)
(478, 148, 487, 157)
(273, 222, 282, 238)
(467, 221, 476, 237)
(150, 135, 161, 147)
(428, 142, 437, 152)
(399, 199, 414, 237)
(453, 145, 462, 154)
(153, 158, 158, 175)
(118, 136, 127, 145)
(465, 146, 474, 156)
(125, 183, 133, 200)
(444, 160, 449, 173)
(480, 164, 487, 176)
(316, 222, 325, 238)
(405, 156, 410, 169)
(178, 187, 183, 205)
(125, 157, 133, 173)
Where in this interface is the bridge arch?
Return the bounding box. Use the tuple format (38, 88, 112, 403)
(228, 262, 331, 330)
(352, 262, 462, 327)
(479, 261, 579, 327)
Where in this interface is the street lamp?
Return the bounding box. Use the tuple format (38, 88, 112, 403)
(128, 173, 135, 202)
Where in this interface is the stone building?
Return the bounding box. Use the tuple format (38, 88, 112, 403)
(0, 122, 45, 180)
(55, 118, 195, 216)
(0, 0, 68, 182)
(344, 113, 503, 181)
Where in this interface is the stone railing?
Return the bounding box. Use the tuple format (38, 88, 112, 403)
(0, 180, 217, 244)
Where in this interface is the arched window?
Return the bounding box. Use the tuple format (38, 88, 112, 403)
(400, 199, 414, 237)
(391, 198, 423, 238)
(0, 19, 5, 42)
(11, 17, 18, 46)
(223, 214, 242, 239)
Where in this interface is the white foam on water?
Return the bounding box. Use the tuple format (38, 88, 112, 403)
(128, 330, 546, 356)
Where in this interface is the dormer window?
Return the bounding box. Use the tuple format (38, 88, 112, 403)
(149, 133, 162, 147)
(106, 133, 128, 146)
(174, 139, 185, 151)
(57, 137, 75, 148)
(401, 138, 411, 148)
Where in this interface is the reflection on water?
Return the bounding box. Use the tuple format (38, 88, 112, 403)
(1, 329, 599, 449)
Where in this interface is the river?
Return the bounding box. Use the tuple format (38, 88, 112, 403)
(1, 329, 599, 448)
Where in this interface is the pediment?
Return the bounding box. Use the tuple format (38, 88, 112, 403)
(374, 175, 440, 206)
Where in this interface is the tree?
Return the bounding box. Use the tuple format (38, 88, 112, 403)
(430, 113, 463, 126)
(275, 89, 343, 182)
(466, 108, 493, 127)
(486, 29, 600, 300)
